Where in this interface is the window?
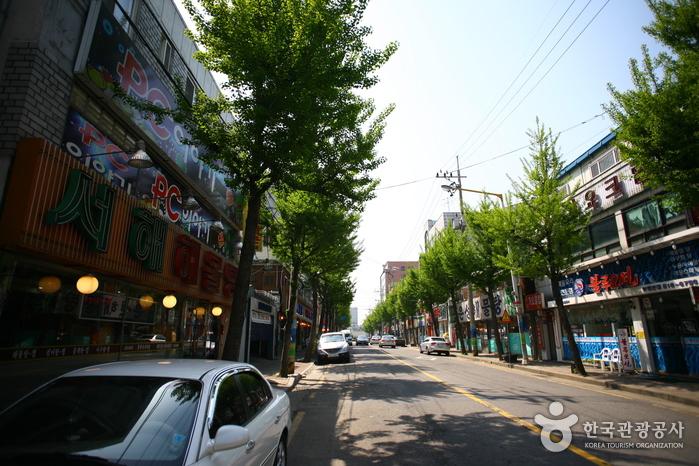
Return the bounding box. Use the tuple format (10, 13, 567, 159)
(624, 198, 686, 245)
(210, 374, 247, 437)
(588, 149, 620, 179)
(160, 36, 174, 73)
(238, 372, 271, 418)
(572, 216, 619, 262)
(113, 0, 134, 32)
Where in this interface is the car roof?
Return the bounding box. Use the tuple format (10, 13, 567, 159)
(60, 359, 256, 380)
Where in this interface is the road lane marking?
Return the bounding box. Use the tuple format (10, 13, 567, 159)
(387, 352, 612, 466)
(289, 411, 304, 443)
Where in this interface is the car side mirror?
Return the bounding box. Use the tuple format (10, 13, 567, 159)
(213, 425, 251, 452)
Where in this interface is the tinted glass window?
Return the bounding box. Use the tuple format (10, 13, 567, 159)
(0, 376, 200, 465)
(238, 372, 271, 419)
(590, 216, 618, 247)
(210, 375, 247, 437)
(625, 201, 661, 236)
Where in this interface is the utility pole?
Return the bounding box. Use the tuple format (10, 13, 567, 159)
(436, 157, 477, 356)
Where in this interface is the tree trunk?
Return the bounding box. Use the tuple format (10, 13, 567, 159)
(279, 262, 301, 377)
(487, 287, 504, 359)
(302, 275, 320, 363)
(220, 188, 263, 362)
(451, 292, 467, 354)
(552, 279, 587, 376)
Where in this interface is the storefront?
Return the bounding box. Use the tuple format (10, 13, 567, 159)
(0, 139, 237, 364)
(557, 240, 699, 374)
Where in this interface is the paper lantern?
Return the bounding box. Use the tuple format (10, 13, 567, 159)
(212, 306, 223, 316)
(38, 276, 61, 294)
(162, 295, 177, 309)
(76, 274, 99, 294)
(139, 295, 154, 309)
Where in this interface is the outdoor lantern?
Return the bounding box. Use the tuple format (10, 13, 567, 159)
(195, 306, 206, 316)
(139, 295, 154, 309)
(212, 306, 223, 317)
(162, 294, 177, 309)
(38, 276, 61, 294)
(76, 274, 99, 294)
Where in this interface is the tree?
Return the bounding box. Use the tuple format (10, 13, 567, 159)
(266, 189, 361, 376)
(149, 0, 396, 362)
(504, 120, 591, 375)
(454, 196, 512, 359)
(405, 268, 447, 339)
(604, 0, 699, 210)
(419, 227, 468, 352)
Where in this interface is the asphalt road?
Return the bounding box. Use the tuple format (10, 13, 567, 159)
(288, 345, 699, 466)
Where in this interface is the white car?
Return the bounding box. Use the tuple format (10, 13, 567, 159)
(420, 336, 451, 356)
(370, 335, 381, 345)
(379, 335, 396, 348)
(0, 359, 291, 465)
(316, 332, 351, 364)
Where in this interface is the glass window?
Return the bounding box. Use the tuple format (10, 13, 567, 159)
(210, 374, 247, 437)
(624, 201, 661, 236)
(590, 216, 618, 248)
(238, 371, 271, 418)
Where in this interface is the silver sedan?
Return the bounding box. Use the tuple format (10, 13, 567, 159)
(419, 336, 451, 356)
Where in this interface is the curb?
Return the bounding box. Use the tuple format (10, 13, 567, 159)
(454, 351, 699, 408)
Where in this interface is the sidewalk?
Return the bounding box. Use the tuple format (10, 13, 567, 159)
(250, 348, 314, 392)
(252, 346, 699, 408)
(444, 348, 699, 408)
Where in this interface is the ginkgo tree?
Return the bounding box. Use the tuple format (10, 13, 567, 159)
(121, 0, 397, 362)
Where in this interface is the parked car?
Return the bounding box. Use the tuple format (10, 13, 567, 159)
(394, 336, 406, 347)
(420, 336, 451, 356)
(379, 335, 396, 348)
(355, 335, 369, 345)
(317, 331, 351, 364)
(370, 335, 381, 345)
(134, 333, 166, 342)
(0, 359, 291, 465)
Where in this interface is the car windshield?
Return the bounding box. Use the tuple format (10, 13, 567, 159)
(0, 376, 201, 465)
(320, 334, 345, 343)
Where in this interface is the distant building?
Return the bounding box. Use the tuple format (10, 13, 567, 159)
(381, 261, 419, 302)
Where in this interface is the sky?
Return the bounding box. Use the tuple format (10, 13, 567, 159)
(349, 0, 664, 322)
(175, 1, 664, 324)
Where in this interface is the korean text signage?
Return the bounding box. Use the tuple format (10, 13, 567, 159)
(49, 168, 237, 297)
(558, 240, 699, 299)
(617, 328, 634, 371)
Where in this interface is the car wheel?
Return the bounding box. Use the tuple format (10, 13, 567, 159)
(445, 352, 450, 357)
(419, 346, 423, 353)
(273, 434, 287, 466)
(426, 348, 431, 355)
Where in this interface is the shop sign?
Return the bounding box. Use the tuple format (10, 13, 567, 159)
(617, 328, 634, 371)
(128, 208, 167, 272)
(174, 234, 237, 297)
(80, 291, 155, 324)
(251, 310, 272, 325)
(690, 287, 699, 305)
(525, 293, 544, 311)
(46, 169, 116, 253)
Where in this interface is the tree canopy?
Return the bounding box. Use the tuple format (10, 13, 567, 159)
(604, 0, 699, 210)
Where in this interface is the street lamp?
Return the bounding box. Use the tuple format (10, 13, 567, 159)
(71, 140, 153, 168)
(440, 184, 530, 365)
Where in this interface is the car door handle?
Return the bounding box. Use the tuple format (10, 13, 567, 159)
(245, 439, 255, 454)
(275, 413, 282, 424)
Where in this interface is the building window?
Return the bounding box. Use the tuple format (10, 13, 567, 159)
(160, 36, 174, 73)
(588, 149, 620, 179)
(113, 0, 135, 32)
(624, 198, 686, 245)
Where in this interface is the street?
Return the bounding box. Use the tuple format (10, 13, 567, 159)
(287, 345, 699, 465)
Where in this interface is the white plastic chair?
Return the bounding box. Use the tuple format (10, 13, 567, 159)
(592, 348, 610, 369)
(609, 348, 621, 372)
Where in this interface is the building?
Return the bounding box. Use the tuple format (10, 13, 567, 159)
(547, 133, 699, 374)
(0, 0, 250, 365)
(381, 260, 418, 302)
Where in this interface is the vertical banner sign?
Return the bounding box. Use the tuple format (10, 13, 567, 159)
(288, 319, 297, 374)
(617, 328, 633, 372)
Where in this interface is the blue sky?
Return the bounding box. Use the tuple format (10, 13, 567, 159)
(350, 0, 664, 320)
